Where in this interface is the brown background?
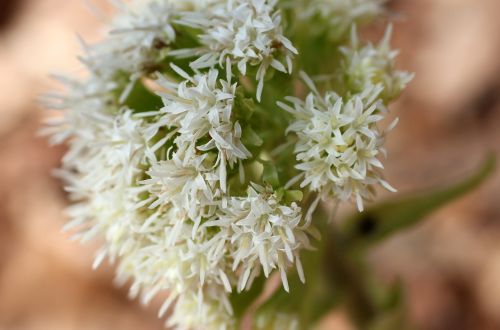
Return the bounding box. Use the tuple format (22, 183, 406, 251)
(0, 0, 499, 329)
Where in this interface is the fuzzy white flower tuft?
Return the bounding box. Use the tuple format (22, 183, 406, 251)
(147, 65, 251, 191)
(41, 73, 119, 144)
(141, 150, 219, 228)
(113, 207, 236, 329)
(279, 76, 396, 211)
(44, 0, 412, 328)
(116, 208, 232, 297)
(340, 25, 414, 101)
(167, 289, 235, 330)
(206, 184, 311, 292)
(301, 0, 385, 39)
(82, 0, 182, 78)
(58, 109, 149, 263)
(176, 0, 298, 101)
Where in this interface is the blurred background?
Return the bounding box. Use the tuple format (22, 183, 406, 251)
(0, 0, 499, 329)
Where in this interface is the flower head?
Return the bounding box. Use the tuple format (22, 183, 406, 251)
(142, 150, 218, 225)
(301, 0, 385, 39)
(206, 184, 311, 292)
(279, 75, 396, 211)
(83, 0, 181, 77)
(167, 289, 234, 330)
(58, 110, 149, 266)
(44, 0, 411, 328)
(176, 0, 298, 101)
(148, 65, 251, 191)
(340, 25, 414, 101)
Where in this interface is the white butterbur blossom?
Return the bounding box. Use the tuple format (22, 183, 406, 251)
(142, 151, 218, 227)
(177, 0, 298, 101)
(149, 65, 251, 191)
(301, 0, 385, 38)
(340, 26, 414, 101)
(280, 75, 395, 211)
(168, 289, 234, 330)
(41, 73, 119, 145)
(117, 211, 231, 298)
(45, 0, 412, 328)
(206, 184, 310, 292)
(83, 0, 182, 79)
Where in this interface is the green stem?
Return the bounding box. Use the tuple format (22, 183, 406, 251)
(324, 225, 378, 327)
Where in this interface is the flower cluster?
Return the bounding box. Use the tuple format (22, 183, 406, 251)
(206, 185, 310, 292)
(175, 0, 297, 101)
(279, 24, 412, 211)
(86, 0, 177, 76)
(45, 0, 411, 329)
(340, 25, 414, 102)
(146, 65, 251, 192)
(279, 80, 395, 211)
(299, 0, 385, 39)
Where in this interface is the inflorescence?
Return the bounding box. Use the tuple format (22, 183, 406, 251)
(43, 0, 412, 329)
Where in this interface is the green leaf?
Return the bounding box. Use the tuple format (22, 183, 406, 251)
(242, 126, 264, 147)
(262, 162, 280, 187)
(123, 79, 163, 112)
(341, 154, 496, 248)
(284, 190, 303, 204)
(234, 89, 257, 121)
(275, 187, 285, 203)
(170, 25, 201, 49)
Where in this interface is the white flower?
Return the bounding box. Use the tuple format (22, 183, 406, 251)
(141, 150, 219, 230)
(118, 212, 232, 293)
(55, 109, 150, 274)
(340, 25, 414, 101)
(148, 65, 251, 191)
(168, 288, 235, 330)
(49, 92, 237, 329)
(175, 0, 298, 101)
(41, 73, 119, 144)
(81, 0, 180, 78)
(47, 65, 241, 330)
(43, 0, 411, 328)
(279, 74, 396, 211)
(301, 0, 385, 39)
(205, 184, 310, 292)
(256, 311, 300, 330)
(113, 206, 236, 329)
